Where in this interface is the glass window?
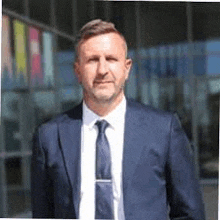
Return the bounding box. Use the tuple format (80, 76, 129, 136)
(76, 0, 95, 33)
(125, 50, 138, 100)
(2, 92, 21, 152)
(111, 1, 137, 49)
(3, 0, 24, 14)
(139, 2, 187, 48)
(55, 0, 73, 34)
(29, 0, 50, 25)
(197, 78, 219, 179)
(33, 91, 56, 126)
(57, 35, 74, 51)
(59, 87, 82, 112)
(193, 3, 220, 41)
(5, 157, 22, 186)
(192, 3, 220, 179)
(7, 189, 31, 217)
(57, 36, 75, 87)
(3, 120, 21, 152)
(94, 1, 112, 21)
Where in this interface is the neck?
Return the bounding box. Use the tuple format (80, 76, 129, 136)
(84, 94, 124, 117)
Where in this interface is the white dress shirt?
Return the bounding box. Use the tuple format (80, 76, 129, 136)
(79, 97, 126, 220)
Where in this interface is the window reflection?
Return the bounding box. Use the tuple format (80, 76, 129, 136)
(33, 92, 56, 125)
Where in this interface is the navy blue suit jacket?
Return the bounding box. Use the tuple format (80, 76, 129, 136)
(31, 99, 205, 219)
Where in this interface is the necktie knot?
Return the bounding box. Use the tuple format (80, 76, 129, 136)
(95, 120, 109, 134)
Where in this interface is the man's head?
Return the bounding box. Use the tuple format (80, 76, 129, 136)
(75, 19, 128, 62)
(74, 19, 132, 112)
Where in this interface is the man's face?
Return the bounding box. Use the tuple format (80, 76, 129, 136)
(75, 33, 132, 105)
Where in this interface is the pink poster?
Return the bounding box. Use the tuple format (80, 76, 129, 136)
(29, 27, 43, 87)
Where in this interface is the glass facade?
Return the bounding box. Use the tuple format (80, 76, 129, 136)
(1, 1, 219, 218)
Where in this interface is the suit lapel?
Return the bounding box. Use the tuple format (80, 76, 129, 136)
(122, 101, 147, 203)
(58, 100, 148, 217)
(58, 104, 82, 218)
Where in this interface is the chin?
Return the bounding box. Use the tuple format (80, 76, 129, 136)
(93, 90, 114, 100)
(94, 92, 123, 104)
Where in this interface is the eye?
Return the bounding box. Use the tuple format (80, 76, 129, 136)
(88, 57, 99, 62)
(106, 56, 117, 62)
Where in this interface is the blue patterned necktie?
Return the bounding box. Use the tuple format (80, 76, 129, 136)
(95, 120, 114, 219)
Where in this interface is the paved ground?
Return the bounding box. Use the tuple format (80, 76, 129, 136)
(202, 184, 218, 220)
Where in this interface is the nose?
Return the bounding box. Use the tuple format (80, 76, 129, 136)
(97, 58, 108, 76)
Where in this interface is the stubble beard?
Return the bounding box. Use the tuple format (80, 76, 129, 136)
(84, 84, 125, 105)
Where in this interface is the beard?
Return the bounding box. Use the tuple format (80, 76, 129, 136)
(83, 83, 125, 104)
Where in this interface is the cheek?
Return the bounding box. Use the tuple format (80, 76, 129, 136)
(113, 66, 128, 82)
(80, 68, 95, 85)
(109, 63, 119, 72)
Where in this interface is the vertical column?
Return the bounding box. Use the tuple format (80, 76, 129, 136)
(150, 48, 160, 108)
(135, 1, 142, 102)
(186, 2, 199, 178)
(104, 1, 111, 21)
(72, 0, 78, 36)
(0, 124, 8, 217)
(24, 0, 30, 18)
(24, 12, 35, 214)
(0, 160, 8, 217)
(19, 93, 32, 212)
(51, 0, 61, 115)
(88, 0, 95, 21)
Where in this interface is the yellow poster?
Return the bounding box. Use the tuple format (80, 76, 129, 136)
(13, 19, 28, 86)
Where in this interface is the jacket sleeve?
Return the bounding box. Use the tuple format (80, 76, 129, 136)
(31, 126, 55, 218)
(166, 115, 206, 220)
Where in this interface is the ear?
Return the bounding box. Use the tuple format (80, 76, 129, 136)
(74, 61, 82, 83)
(125, 58, 132, 80)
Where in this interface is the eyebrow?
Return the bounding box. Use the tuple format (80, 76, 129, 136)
(87, 55, 99, 59)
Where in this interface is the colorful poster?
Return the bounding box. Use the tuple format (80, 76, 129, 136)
(29, 27, 43, 87)
(13, 19, 28, 87)
(42, 32, 54, 87)
(2, 15, 13, 89)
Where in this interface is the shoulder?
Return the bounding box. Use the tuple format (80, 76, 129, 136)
(126, 99, 182, 132)
(127, 99, 175, 121)
(126, 99, 185, 139)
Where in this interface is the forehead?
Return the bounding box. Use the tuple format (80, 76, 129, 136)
(78, 33, 126, 57)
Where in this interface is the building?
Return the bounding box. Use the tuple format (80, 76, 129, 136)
(1, 1, 219, 219)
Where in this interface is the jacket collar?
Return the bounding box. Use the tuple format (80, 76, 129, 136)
(58, 100, 147, 218)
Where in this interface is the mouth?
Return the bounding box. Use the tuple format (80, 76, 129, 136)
(94, 81, 113, 85)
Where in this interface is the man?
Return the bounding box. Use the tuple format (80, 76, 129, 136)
(31, 19, 205, 219)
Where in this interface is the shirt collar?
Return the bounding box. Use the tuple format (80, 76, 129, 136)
(82, 96, 127, 130)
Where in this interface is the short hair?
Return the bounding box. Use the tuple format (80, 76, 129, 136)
(75, 19, 128, 61)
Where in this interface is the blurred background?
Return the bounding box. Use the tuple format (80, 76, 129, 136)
(1, 1, 219, 219)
